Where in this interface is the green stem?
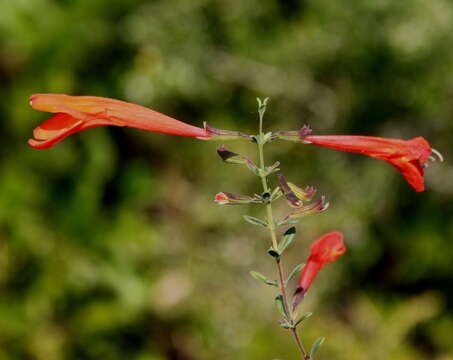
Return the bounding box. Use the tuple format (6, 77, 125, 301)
(256, 110, 308, 360)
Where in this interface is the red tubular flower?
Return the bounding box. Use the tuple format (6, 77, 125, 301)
(293, 231, 346, 310)
(28, 94, 211, 149)
(304, 135, 441, 192)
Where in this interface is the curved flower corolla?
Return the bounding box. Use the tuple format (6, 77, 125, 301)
(293, 231, 346, 310)
(28, 94, 210, 149)
(303, 135, 441, 192)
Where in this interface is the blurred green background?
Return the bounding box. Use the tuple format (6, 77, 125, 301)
(0, 0, 452, 359)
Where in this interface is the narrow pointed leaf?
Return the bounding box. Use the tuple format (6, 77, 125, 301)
(278, 227, 296, 254)
(262, 131, 274, 143)
(286, 263, 304, 284)
(310, 337, 325, 359)
(243, 215, 268, 227)
(249, 271, 278, 287)
(250, 271, 268, 282)
(265, 280, 279, 287)
(271, 187, 283, 202)
(261, 161, 280, 176)
(277, 218, 300, 227)
(294, 312, 312, 327)
(275, 295, 288, 320)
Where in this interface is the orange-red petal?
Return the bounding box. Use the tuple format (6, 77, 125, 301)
(388, 157, 425, 192)
(293, 231, 346, 310)
(298, 232, 346, 293)
(304, 135, 432, 191)
(28, 94, 210, 149)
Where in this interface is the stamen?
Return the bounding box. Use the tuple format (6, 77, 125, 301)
(431, 148, 444, 162)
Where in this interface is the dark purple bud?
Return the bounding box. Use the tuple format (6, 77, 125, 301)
(277, 173, 303, 208)
(216, 145, 259, 174)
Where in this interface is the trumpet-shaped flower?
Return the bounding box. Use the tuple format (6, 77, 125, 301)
(28, 94, 211, 149)
(276, 126, 442, 192)
(303, 135, 441, 192)
(293, 231, 346, 309)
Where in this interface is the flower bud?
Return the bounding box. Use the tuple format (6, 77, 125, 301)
(278, 173, 318, 209)
(277, 173, 303, 208)
(214, 192, 259, 205)
(279, 196, 329, 224)
(217, 145, 259, 174)
(202, 123, 251, 141)
(287, 183, 316, 202)
(273, 125, 312, 142)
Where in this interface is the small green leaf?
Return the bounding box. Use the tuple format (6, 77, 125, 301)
(249, 271, 278, 287)
(278, 227, 296, 254)
(270, 187, 283, 202)
(286, 263, 304, 284)
(257, 97, 269, 114)
(245, 162, 261, 176)
(277, 218, 300, 227)
(310, 337, 325, 359)
(294, 312, 312, 327)
(275, 295, 288, 320)
(263, 131, 273, 141)
(243, 215, 268, 227)
(250, 271, 268, 282)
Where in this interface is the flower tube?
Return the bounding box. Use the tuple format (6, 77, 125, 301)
(28, 94, 210, 149)
(304, 135, 438, 192)
(276, 126, 442, 192)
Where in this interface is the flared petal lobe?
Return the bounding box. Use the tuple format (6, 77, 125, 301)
(28, 94, 210, 149)
(304, 135, 433, 192)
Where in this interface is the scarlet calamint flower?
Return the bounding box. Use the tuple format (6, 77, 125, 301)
(304, 135, 441, 192)
(276, 126, 443, 192)
(293, 231, 346, 310)
(28, 94, 218, 149)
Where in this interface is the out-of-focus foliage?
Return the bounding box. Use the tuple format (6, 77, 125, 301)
(0, 0, 452, 359)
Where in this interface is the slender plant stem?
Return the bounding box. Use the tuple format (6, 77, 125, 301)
(276, 258, 308, 360)
(256, 108, 309, 360)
